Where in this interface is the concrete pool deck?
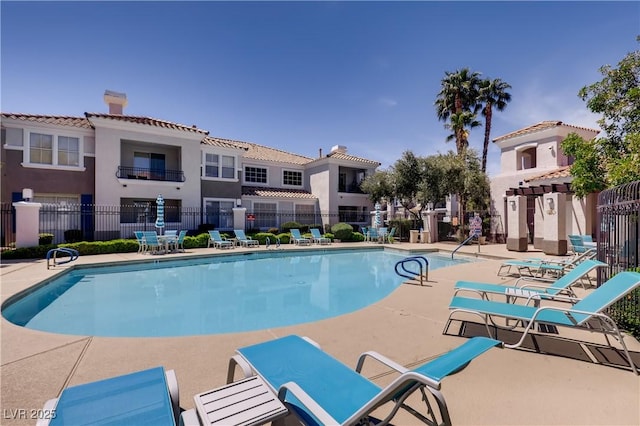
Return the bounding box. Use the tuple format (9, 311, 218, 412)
(1, 241, 639, 425)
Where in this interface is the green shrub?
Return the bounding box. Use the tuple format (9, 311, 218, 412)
(267, 227, 280, 234)
(184, 233, 210, 249)
(1, 244, 56, 259)
(39, 233, 54, 245)
(388, 219, 412, 241)
(281, 221, 304, 233)
(276, 233, 291, 244)
(64, 229, 83, 243)
(331, 223, 354, 241)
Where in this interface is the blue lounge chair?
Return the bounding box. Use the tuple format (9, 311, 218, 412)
(37, 366, 179, 426)
(290, 229, 311, 245)
(368, 227, 379, 243)
(455, 259, 607, 302)
(227, 334, 502, 425)
(310, 228, 331, 245)
(497, 248, 596, 279)
(446, 271, 640, 375)
(234, 229, 259, 247)
(208, 230, 233, 249)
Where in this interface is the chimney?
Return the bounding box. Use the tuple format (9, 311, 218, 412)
(319, 148, 323, 158)
(330, 145, 347, 154)
(103, 90, 128, 115)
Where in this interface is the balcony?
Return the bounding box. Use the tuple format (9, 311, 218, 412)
(117, 166, 185, 182)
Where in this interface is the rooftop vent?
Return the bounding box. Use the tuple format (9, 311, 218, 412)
(330, 145, 347, 154)
(103, 90, 128, 115)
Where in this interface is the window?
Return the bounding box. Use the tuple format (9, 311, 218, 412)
(205, 200, 235, 229)
(134, 152, 165, 180)
(245, 166, 267, 184)
(205, 154, 235, 179)
(283, 170, 302, 186)
(205, 154, 219, 177)
(58, 136, 80, 166)
(221, 155, 235, 178)
(295, 204, 315, 224)
(30, 133, 53, 164)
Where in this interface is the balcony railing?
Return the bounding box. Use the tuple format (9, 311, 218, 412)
(338, 184, 365, 194)
(117, 166, 185, 182)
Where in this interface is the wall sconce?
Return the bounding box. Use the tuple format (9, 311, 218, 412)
(546, 197, 555, 214)
(509, 200, 516, 210)
(22, 188, 33, 201)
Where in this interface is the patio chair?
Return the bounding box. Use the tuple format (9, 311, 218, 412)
(134, 231, 146, 254)
(361, 226, 369, 242)
(290, 228, 311, 246)
(226, 334, 502, 426)
(445, 271, 640, 375)
(368, 227, 379, 243)
(568, 234, 593, 254)
(310, 228, 331, 245)
(454, 259, 607, 302)
(383, 227, 397, 244)
(36, 366, 180, 426)
(208, 230, 233, 249)
(142, 231, 164, 254)
(497, 247, 596, 279)
(234, 229, 259, 247)
(171, 230, 187, 252)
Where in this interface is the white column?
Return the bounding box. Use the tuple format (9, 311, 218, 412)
(12, 201, 42, 248)
(233, 207, 247, 231)
(542, 192, 568, 255)
(506, 195, 528, 251)
(422, 210, 438, 243)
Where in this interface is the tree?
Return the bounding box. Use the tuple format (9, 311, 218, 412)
(360, 170, 395, 204)
(478, 78, 512, 173)
(435, 68, 481, 155)
(390, 151, 424, 222)
(562, 38, 640, 195)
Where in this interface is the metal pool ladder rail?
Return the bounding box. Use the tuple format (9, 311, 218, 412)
(395, 255, 429, 285)
(451, 234, 478, 259)
(46, 248, 80, 269)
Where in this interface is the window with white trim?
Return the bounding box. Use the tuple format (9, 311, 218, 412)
(30, 133, 53, 164)
(58, 136, 80, 166)
(283, 170, 302, 186)
(205, 154, 236, 179)
(245, 166, 267, 184)
(27, 131, 82, 168)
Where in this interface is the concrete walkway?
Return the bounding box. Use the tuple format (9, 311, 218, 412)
(1, 241, 639, 425)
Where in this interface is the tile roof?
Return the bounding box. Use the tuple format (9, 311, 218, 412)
(202, 136, 249, 150)
(525, 165, 572, 182)
(242, 186, 317, 199)
(231, 140, 314, 165)
(326, 151, 382, 166)
(84, 113, 209, 134)
(493, 121, 600, 142)
(1, 113, 92, 128)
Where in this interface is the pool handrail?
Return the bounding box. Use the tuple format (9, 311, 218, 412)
(395, 255, 429, 285)
(46, 248, 80, 269)
(451, 234, 477, 260)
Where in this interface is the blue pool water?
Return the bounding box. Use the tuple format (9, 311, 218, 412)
(2, 249, 473, 337)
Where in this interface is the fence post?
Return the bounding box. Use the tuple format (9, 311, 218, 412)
(12, 201, 42, 248)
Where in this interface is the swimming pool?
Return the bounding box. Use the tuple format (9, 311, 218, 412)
(2, 249, 474, 337)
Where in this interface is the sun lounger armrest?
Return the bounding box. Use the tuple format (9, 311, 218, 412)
(277, 381, 339, 425)
(227, 354, 255, 383)
(355, 351, 409, 374)
(165, 369, 180, 423)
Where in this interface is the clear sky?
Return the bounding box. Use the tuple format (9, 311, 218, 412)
(1, 1, 638, 176)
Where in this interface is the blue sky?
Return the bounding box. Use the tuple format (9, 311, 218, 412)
(1, 1, 638, 176)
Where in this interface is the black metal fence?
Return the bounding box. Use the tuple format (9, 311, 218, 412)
(596, 180, 640, 328)
(0, 204, 370, 245)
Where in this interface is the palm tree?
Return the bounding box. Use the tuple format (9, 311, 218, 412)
(444, 111, 481, 154)
(478, 78, 512, 172)
(435, 68, 482, 155)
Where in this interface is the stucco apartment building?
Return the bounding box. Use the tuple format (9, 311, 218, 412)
(1, 91, 379, 242)
(490, 120, 601, 254)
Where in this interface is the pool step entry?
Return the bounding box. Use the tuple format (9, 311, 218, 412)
(46, 248, 80, 269)
(395, 255, 429, 285)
